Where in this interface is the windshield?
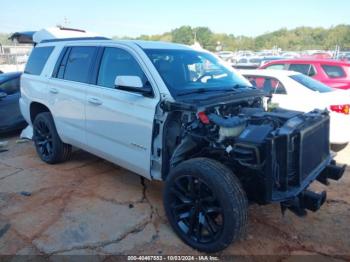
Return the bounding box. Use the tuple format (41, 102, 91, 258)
(290, 74, 333, 93)
(145, 49, 251, 97)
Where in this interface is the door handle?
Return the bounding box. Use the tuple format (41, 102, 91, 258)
(88, 97, 103, 106)
(49, 88, 58, 94)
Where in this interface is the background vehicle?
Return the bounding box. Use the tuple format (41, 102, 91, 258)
(233, 56, 262, 69)
(0, 72, 26, 133)
(217, 51, 235, 63)
(260, 59, 350, 90)
(20, 39, 345, 253)
(241, 69, 350, 150)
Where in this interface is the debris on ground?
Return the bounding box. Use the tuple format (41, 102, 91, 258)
(20, 125, 33, 140)
(16, 139, 30, 144)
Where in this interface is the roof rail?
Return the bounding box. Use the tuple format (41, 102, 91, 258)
(40, 37, 111, 43)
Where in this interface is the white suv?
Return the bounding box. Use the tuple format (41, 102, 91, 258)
(20, 38, 345, 252)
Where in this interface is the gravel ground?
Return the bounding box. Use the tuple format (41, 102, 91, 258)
(0, 132, 349, 261)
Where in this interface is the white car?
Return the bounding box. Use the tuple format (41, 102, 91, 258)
(240, 69, 350, 150)
(20, 39, 345, 252)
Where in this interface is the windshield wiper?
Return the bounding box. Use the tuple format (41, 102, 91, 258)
(177, 88, 237, 97)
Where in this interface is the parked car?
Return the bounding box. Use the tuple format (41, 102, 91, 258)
(240, 69, 350, 151)
(0, 72, 27, 133)
(20, 38, 345, 252)
(233, 56, 262, 69)
(217, 51, 235, 63)
(259, 56, 285, 67)
(260, 59, 350, 90)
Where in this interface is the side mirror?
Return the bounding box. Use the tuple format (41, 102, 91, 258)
(115, 76, 152, 97)
(0, 92, 7, 100)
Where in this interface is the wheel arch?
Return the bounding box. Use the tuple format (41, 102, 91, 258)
(30, 102, 51, 123)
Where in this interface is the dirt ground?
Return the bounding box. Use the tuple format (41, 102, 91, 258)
(0, 131, 349, 261)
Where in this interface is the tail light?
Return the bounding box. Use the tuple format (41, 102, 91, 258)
(330, 104, 350, 115)
(197, 111, 210, 124)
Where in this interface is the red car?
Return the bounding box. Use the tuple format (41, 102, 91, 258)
(260, 59, 350, 90)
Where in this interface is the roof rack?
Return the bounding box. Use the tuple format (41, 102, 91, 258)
(40, 37, 111, 43)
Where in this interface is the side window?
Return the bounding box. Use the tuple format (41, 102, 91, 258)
(265, 64, 285, 70)
(238, 58, 247, 63)
(246, 76, 286, 95)
(62, 46, 97, 83)
(97, 47, 147, 89)
(289, 64, 316, 77)
(24, 46, 54, 75)
(321, 65, 346, 78)
(0, 78, 20, 95)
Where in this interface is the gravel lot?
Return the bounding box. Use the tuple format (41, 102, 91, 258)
(0, 132, 349, 260)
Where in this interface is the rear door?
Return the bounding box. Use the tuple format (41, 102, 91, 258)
(48, 45, 98, 147)
(320, 64, 350, 89)
(85, 45, 160, 178)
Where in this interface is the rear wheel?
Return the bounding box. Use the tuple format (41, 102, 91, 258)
(163, 158, 248, 253)
(33, 112, 72, 164)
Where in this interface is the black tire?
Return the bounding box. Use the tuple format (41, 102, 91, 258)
(33, 112, 72, 164)
(331, 143, 348, 152)
(163, 158, 248, 253)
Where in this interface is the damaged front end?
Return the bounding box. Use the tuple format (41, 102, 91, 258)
(155, 93, 345, 216)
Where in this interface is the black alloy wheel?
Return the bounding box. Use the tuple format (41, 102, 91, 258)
(33, 112, 72, 164)
(169, 175, 224, 244)
(164, 158, 248, 253)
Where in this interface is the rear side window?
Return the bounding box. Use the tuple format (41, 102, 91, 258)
(265, 64, 285, 70)
(245, 75, 287, 94)
(321, 65, 346, 78)
(62, 46, 97, 83)
(289, 64, 316, 77)
(24, 46, 54, 75)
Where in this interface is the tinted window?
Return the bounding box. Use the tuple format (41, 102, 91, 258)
(63, 46, 96, 83)
(321, 65, 346, 78)
(289, 64, 316, 76)
(24, 46, 54, 75)
(265, 64, 285, 70)
(245, 75, 287, 95)
(290, 74, 333, 93)
(97, 47, 147, 88)
(0, 77, 20, 95)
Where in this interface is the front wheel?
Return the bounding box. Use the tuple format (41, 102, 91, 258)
(163, 158, 248, 253)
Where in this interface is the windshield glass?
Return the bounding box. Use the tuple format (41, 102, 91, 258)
(145, 49, 251, 97)
(290, 74, 333, 93)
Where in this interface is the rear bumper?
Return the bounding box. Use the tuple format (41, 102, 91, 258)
(19, 97, 31, 125)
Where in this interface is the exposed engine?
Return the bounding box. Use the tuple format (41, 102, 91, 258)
(157, 97, 344, 214)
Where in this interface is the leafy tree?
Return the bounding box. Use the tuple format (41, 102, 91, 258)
(171, 26, 194, 45)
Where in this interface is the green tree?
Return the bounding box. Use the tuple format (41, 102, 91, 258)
(171, 26, 194, 45)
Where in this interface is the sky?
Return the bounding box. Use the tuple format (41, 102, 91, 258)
(0, 0, 349, 37)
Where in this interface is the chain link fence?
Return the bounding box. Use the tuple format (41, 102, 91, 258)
(0, 44, 32, 72)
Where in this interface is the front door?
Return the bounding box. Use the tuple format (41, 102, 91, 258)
(85, 46, 159, 178)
